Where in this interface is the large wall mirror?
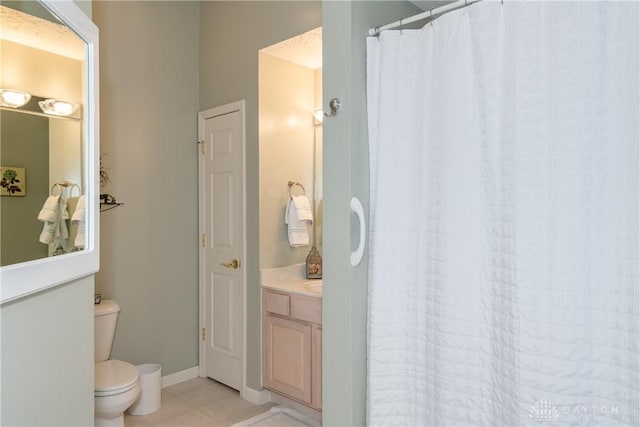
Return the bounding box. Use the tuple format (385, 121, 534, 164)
(258, 27, 323, 269)
(0, 0, 99, 303)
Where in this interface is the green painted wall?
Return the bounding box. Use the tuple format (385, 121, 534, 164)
(321, 1, 421, 425)
(0, 277, 95, 426)
(93, 0, 200, 375)
(1, 111, 49, 266)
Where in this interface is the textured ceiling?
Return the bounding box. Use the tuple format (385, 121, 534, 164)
(0, 5, 84, 61)
(262, 27, 322, 70)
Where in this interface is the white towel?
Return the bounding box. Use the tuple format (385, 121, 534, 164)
(56, 198, 68, 241)
(285, 198, 311, 247)
(71, 195, 86, 248)
(39, 195, 60, 244)
(291, 195, 313, 222)
(39, 219, 56, 244)
(37, 195, 60, 222)
(71, 195, 85, 222)
(60, 197, 70, 220)
(39, 206, 68, 244)
(38, 195, 69, 244)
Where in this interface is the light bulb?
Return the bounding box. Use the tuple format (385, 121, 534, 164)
(313, 109, 324, 124)
(0, 89, 32, 108)
(38, 99, 79, 116)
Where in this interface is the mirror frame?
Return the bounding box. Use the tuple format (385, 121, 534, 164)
(0, 0, 99, 304)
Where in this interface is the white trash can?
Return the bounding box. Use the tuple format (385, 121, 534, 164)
(128, 364, 162, 416)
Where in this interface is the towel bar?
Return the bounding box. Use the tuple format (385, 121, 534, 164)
(51, 181, 80, 197)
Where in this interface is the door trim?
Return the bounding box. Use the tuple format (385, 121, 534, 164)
(198, 99, 247, 396)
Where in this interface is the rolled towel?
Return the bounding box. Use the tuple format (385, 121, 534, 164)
(56, 213, 68, 240)
(39, 220, 56, 244)
(39, 195, 63, 244)
(60, 197, 70, 220)
(285, 198, 310, 247)
(74, 222, 85, 249)
(37, 195, 60, 222)
(71, 195, 85, 222)
(38, 195, 70, 244)
(291, 195, 313, 222)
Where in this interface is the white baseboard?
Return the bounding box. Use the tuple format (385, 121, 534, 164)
(161, 366, 199, 388)
(242, 386, 271, 405)
(163, 367, 270, 407)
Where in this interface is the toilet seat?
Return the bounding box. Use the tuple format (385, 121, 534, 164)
(95, 360, 139, 397)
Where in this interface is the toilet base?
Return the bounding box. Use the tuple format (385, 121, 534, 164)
(94, 381, 140, 427)
(95, 413, 124, 427)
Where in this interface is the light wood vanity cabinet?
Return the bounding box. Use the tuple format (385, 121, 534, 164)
(262, 288, 322, 410)
(311, 324, 322, 409)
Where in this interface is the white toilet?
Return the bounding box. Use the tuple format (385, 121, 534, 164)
(94, 300, 141, 427)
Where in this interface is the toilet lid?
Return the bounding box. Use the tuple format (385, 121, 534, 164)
(95, 360, 139, 396)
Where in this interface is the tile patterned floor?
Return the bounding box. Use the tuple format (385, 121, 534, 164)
(124, 377, 276, 427)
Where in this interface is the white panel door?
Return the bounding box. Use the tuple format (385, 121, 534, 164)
(201, 106, 244, 391)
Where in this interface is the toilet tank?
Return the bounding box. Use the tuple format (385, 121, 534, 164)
(94, 299, 120, 363)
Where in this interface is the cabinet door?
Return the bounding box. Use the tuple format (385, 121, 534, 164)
(311, 325, 322, 410)
(263, 315, 312, 404)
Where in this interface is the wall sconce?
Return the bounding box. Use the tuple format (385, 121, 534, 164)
(38, 98, 79, 117)
(0, 89, 32, 108)
(325, 98, 341, 118)
(313, 98, 342, 126)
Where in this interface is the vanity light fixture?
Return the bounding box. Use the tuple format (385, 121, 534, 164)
(0, 89, 32, 108)
(38, 98, 80, 116)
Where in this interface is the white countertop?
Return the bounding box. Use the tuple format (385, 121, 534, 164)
(261, 264, 322, 298)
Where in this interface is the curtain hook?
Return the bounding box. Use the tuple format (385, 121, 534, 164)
(429, 9, 434, 27)
(399, 18, 403, 34)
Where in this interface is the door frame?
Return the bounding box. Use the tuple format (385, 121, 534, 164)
(198, 99, 247, 396)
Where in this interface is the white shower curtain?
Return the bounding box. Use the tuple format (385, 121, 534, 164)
(366, 2, 639, 426)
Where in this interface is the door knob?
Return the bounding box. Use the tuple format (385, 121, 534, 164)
(221, 259, 240, 269)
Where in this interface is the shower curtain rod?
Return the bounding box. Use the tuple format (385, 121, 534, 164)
(368, 0, 483, 36)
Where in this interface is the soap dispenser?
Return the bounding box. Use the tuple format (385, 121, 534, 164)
(306, 246, 322, 279)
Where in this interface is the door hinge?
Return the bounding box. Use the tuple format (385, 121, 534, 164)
(201, 234, 206, 247)
(198, 140, 206, 154)
(202, 327, 206, 341)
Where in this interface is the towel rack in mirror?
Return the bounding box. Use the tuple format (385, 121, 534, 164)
(51, 181, 81, 197)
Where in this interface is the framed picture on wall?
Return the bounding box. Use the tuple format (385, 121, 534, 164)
(0, 166, 26, 196)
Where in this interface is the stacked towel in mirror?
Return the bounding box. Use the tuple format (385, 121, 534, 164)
(37, 195, 68, 245)
(285, 195, 313, 247)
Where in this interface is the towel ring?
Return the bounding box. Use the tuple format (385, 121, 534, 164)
(288, 181, 305, 198)
(69, 184, 80, 197)
(50, 183, 62, 196)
